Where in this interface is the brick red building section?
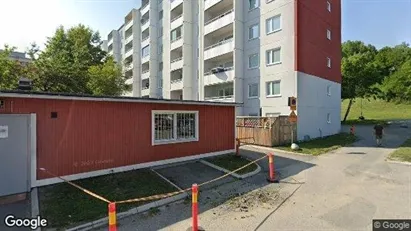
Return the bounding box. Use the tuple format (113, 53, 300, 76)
(0, 98, 235, 179)
(295, 0, 342, 83)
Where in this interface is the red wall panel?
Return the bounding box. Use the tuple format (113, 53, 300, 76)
(295, 0, 342, 83)
(0, 98, 235, 180)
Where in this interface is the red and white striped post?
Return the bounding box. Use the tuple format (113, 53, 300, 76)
(267, 153, 279, 183)
(108, 203, 117, 231)
(187, 184, 204, 231)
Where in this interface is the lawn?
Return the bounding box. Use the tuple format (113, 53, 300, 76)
(388, 138, 411, 163)
(39, 169, 178, 229)
(341, 98, 411, 125)
(205, 154, 258, 175)
(277, 133, 358, 156)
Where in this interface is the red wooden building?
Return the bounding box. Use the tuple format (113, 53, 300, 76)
(0, 91, 236, 196)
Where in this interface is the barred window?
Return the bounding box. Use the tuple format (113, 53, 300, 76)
(153, 111, 198, 145)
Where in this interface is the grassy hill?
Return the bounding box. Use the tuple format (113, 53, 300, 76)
(341, 98, 411, 124)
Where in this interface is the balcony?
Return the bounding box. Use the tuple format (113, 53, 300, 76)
(204, 67, 234, 86)
(125, 34, 133, 44)
(141, 1, 150, 15)
(204, 95, 234, 102)
(141, 20, 149, 31)
(204, 9, 234, 35)
(142, 54, 150, 64)
(125, 62, 133, 71)
(170, 15, 183, 31)
(108, 38, 113, 46)
(170, 36, 183, 50)
(142, 88, 150, 96)
(125, 78, 133, 85)
(170, 78, 183, 91)
(204, 0, 223, 10)
(125, 47, 133, 59)
(204, 38, 234, 60)
(125, 20, 133, 31)
(141, 69, 150, 80)
(170, 0, 183, 10)
(142, 36, 150, 48)
(204, 82, 234, 102)
(170, 57, 183, 71)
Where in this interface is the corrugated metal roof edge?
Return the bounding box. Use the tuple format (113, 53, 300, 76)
(0, 90, 242, 107)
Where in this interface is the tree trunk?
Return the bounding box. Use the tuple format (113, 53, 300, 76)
(343, 99, 353, 122)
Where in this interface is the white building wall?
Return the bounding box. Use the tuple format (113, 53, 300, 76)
(297, 72, 342, 140)
(132, 10, 142, 97)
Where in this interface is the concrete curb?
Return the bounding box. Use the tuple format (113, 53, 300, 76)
(199, 159, 261, 180)
(66, 193, 187, 231)
(30, 187, 41, 231)
(385, 159, 411, 166)
(241, 145, 314, 157)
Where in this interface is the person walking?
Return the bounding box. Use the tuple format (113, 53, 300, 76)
(373, 123, 384, 146)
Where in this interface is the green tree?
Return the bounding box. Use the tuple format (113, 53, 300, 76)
(375, 42, 411, 78)
(381, 60, 411, 102)
(341, 41, 381, 121)
(30, 25, 109, 94)
(87, 57, 130, 96)
(0, 45, 27, 90)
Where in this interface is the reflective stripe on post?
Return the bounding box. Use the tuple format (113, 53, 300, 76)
(108, 203, 117, 231)
(192, 184, 198, 231)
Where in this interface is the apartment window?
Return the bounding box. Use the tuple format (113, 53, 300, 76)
(158, 44, 163, 54)
(327, 85, 331, 96)
(266, 15, 281, 34)
(142, 45, 150, 57)
(327, 57, 332, 68)
(218, 87, 234, 97)
(249, 0, 259, 10)
(266, 81, 281, 96)
(152, 111, 199, 145)
(159, 27, 163, 37)
(327, 29, 331, 40)
(248, 83, 259, 98)
(327, 1, 331, 12)
(171, 27, 182, 42)
(248, 53, 259, 69)
(249, 113, 258, 116)
(248, 24, 259, 40)
(159, 62, 163, 71)
(327, 113, 331, 124)
(266, 48, 281, 65)
(159, 11, 163, 20)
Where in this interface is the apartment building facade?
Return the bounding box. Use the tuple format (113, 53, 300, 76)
(104, 0, 342, 140)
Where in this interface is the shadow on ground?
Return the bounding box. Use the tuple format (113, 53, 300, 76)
(113, 148, 315, 231)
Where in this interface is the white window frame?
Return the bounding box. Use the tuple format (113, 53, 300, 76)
(152, 110, 199, 146)
(248, 23, 259, 40)
(327, 57, 332, 68)
(266, 80, 281, 97)
(266, 15, 281, 35)
(327, 85, 331, 96)
(249, 0, 259, 11)
(248, 53, 259, 69)
(248, 83, 259, 98)
(327, 29, 331, 40)
(327, 113, 331, 124)
(266, 48, 281, 66)
(327, 1, 331, 12)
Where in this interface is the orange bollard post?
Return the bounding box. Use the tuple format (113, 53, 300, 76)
(267, 153, 279, 183)
(108, 203, 117, 231)
(350, 125, 356, 135)
(235, 138, 241, 157)
(187, 184, 204, 231)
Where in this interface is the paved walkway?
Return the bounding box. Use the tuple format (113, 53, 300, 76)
(100, 124, 410, 231)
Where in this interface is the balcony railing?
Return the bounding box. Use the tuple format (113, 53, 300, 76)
(171, 57, 183, 63)
(142, 85, 150, 90)
(204, 66, 233, 76)
(205, 9, 234, 26)
(142, 69, 149, 74)
(204, 38, 233, 51)
(171, 78, 182, 84)
(142, 36, 149, 42)
(171, 36, 182, 43)
(141, 2, 149, 11)
(205, 95, 233, 100)
(171, 14, 182, 23)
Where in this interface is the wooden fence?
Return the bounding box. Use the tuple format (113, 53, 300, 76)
(236, 116, 297, 147)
